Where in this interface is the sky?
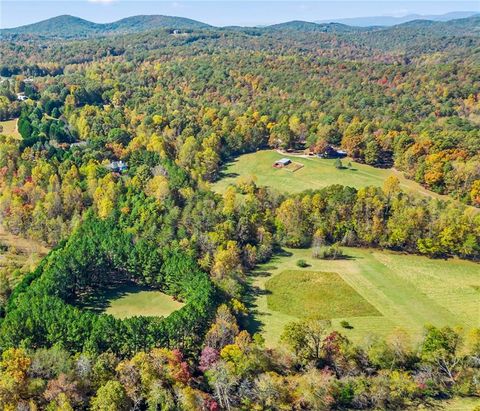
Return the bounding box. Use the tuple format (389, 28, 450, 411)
(1, 1, 478, 29)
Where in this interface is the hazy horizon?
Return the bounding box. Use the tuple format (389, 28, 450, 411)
(2, 1, 478, 29)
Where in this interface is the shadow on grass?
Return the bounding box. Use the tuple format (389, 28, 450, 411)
(243, 282, 273, 335)
(276, 249, 293, 257)
(317, 254, 358, 261)
(78, 282, 153, 314)
(243, 271, 271, 335)
(251, 270, 272, 278)
(220, 172, 240, 179)
(215, 158, 240, 181)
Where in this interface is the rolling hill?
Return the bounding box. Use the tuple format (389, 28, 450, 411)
(102, 15, 211, 32)
(1, 15, 103, 38)
(264, 20, 364, 33)
(2, 13, 479, 41)
(1, 14, 210, 38)
(315, 11, 478, 27)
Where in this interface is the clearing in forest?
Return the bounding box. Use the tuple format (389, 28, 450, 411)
(248, 247, 480, 347)
(212, 150, 450, 201)
(81, 283, 184, 319)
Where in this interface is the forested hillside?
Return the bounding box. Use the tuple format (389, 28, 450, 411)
(0, 13, 479, 410)
(1, 14, 210, 38)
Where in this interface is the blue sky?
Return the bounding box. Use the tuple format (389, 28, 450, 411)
(1, 1, 478, 28)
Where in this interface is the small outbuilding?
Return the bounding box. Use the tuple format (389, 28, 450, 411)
(273, 158, 292, 168)
(106, 160, 128, 173)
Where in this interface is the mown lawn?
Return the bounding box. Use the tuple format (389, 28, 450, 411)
(212, 150, 450, 201)
(265, 270, 380, 319)
(0, 118, 20, 139)
(81, 283, 184, 319)
(248, 247, 480, 347)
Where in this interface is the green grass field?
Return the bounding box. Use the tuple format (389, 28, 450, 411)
(265, 270, 380, 319)
(433, 397, 480, 411)
(248, 247, 480, 347)
(81, 284, 184, 319)
(0, 118, 20, 139)
(212, 150, 449, 201)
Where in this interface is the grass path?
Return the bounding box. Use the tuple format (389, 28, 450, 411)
(248, 247, 479, 347)
(212, 150, 452, 202)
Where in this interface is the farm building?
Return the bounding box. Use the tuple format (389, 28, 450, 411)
(273, 158, 292, 168)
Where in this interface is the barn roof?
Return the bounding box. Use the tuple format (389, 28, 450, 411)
(276, 158, 291, 165)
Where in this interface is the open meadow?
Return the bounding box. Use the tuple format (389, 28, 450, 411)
(80, 283, 185, 319)
(212, 150, 451, 201)
(248, 247, 480, 347)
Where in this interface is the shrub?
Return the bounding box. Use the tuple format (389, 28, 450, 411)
(296, 259, 309, 268)
(340, 320, 353, 329)
(321, 244, 344, 260)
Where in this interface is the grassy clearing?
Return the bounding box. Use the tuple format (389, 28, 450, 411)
(0, 118, 20, 139)
(0, 225, 49, 283)
(212, 150, 450, 201)
(248, 247, 480, 347)
(426, 397, 480, 411)
(265, 270, 380, 319)
(81, 283, 184, 319)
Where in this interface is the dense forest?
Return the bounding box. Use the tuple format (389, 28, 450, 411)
(0, 13, 479, 410)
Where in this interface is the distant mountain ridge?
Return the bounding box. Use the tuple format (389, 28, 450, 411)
(315, 11, 478, 27)
(264, 20, 366, 33)
(1, 14, 210, 38)
(1, 12, 478, 39)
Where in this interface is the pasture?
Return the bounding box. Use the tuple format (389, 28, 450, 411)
(265, 270, 380, 319)
(81, 283, 184, 319)
(212, 150, 449, 201)
(248, 247, 480, 347)
(0, 118, 20, 139)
